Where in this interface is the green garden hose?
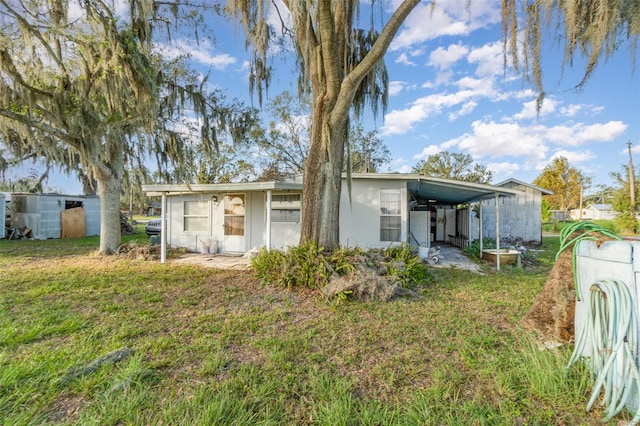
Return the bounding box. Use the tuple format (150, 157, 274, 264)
(556, 221, 621, 300)
(567, 278, 640, 424)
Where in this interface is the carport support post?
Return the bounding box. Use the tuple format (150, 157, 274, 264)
(479, 202, 483, 253)
(161, 193, 167, 264)
(495, 193, 500, 271)
(266, 190, 272, 251)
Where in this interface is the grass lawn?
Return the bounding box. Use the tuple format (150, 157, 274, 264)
(0, 233, 623, 425)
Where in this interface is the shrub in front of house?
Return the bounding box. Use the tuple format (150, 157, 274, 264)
(252, 241, 431, 294)
(251, 241, 360, 289)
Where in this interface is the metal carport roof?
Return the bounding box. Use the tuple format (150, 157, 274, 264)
(346, 173, 521, 204)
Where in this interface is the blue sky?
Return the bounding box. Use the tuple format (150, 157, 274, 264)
(8, 0, 639, 194)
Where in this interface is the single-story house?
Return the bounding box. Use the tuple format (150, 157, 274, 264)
(8, 193, 100, 239)
(570, 204, 615, 221)
(143, 173, 534, 262)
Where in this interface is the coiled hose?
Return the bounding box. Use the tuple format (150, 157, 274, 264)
(556, 221, 621, 300)
(567, 278, 640, 424)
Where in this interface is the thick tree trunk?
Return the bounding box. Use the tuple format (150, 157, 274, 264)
(297, 0, 421, 251)
(95, 151, 124, 254)
(96, 173, 123, 254)
(301, 109, 346, 250)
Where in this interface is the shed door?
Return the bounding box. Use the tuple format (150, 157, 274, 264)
(223, 194, 245, 252)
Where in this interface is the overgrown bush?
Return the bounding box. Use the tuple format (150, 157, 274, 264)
(251, 241, 361, 289)
(382, 244, 431, 288)
(252, 242, 431, 292)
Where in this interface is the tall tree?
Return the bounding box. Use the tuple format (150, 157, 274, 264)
(412, 151, 494, 184)
(227, 0, 421, 250)
(533, 157, 588, 212)
(346, 123, 391, 173)
(0, 1, 249, 253)
(0, 0, 163, 253)
(252, 91, 311, 180)
(502, 0, 639, 108)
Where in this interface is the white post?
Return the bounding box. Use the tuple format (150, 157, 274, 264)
(161, 193, 167, 264)
(266, 190, 272, 251)
(479, 202, 483, 254)
(495, 193, 500, 271)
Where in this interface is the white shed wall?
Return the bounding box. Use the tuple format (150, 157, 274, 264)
(481, 182, 543, 242)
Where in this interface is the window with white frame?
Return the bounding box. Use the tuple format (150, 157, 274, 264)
(380, 189, 401, 242)
(183, 200, 209, 232)
(270, 193, 301, 222)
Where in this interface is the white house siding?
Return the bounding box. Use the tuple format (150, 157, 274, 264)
(163, 191, 302, 254)
(339, 178, 408, 249)
(480, 181, 544, 243)
(165, 195, 217, 253)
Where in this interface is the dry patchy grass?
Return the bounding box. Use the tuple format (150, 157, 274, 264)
(0, 236, 616, 425)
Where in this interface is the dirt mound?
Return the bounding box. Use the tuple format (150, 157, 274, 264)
(521, 248, 576, 342)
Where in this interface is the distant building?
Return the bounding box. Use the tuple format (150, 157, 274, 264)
(570, 204, 615, 221)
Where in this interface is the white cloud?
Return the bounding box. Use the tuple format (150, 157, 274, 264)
(389, 81, 405, 96)
(513, 98, 558, 120)
(413, 145, 443, 160)
(395, 53, 416, 66)
(550, 149, 595, 164)
(436, 119, 628, 166)
(453, 120, 550, 162)
(448, 100, 478, 121)
(428, 43, 469, 69)
(382, 90, 476, 135)
(574, 121, 627, 142)
(560, 104, 583, 117)
(156, 39, 238, 70)
(390, 0, 500, 51)
(466, 40, 504, 78)
(487, 161, 522, 176)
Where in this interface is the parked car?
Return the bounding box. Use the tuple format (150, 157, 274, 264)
(145, 218, 162, 236)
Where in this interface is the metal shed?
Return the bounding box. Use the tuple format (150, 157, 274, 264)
(10, 193, 100, 239)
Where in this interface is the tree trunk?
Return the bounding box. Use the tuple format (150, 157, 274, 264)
(95, 151, 124, 255)
(297, 0, 421, 251)
(301, 107, 346, 250)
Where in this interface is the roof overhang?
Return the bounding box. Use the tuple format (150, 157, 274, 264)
(343, 173, 521, 204)
(142, 181, 302, 197)
(410, 176, 521, 204)
(143, 174, 521, 204)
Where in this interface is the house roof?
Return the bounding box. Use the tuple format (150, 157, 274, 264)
(495, 178, 553, 195)
(142, 181, 302, 196)
(143, 174, 521, 205)
(347, 173, 521, 204)
(589, 203, 613, 211)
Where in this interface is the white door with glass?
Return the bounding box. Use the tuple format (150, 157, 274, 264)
(223, 194, 245, 252)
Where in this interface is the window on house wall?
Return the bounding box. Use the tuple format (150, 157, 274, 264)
(380, 189, 401, 242)
(183, 200, 209, 232)
(270, 193, 301, 222)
